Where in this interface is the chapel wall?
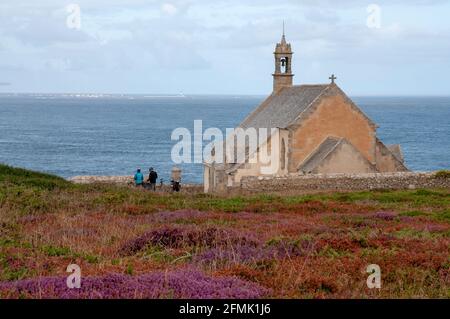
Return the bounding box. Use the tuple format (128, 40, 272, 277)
(289, 94, 376, 172)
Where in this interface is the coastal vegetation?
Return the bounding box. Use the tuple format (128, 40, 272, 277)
(0, 164, 448, 298)
(435, 170, 450, 179)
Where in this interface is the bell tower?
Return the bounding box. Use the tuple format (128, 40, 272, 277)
(273, 25, 294, 93)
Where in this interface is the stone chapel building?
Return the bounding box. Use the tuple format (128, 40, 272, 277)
(204, 32, 408, 193)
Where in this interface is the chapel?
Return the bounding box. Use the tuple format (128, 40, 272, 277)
(204, 31, 408, 193)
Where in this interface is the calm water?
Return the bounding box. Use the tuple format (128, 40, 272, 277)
(0, 94, 449, 183)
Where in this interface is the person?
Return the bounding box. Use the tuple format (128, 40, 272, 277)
(171, 166, 181, 192)
(134, 168, 144, 187)
(172, 180, 181, 192)
(148, 167, 158, 191)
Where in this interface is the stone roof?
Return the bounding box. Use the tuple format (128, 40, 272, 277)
(298, 137, 342, 173)
(239, 83, 376, 131)
(240, 84, 330, 130)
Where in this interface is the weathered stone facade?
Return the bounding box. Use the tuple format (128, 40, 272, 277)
(240, 172, 450, 193)
(289, 89, 378, 169)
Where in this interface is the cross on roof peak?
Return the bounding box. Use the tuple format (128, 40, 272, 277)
(329, 74, 337, 84)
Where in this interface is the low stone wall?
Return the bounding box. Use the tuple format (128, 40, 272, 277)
(240, 172, 450, 193)
(68, 176, 203, 193)
(70, 172, 450, 195)
(69, 176, 133, 185)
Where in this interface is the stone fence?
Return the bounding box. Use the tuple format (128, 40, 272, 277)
(69, 176, 133, 185)
(69, 172, 450, 195)
(68, 176, 203, 193)
(240, 172, 450, 193)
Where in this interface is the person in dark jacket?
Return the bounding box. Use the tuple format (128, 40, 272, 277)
(148, 167, 158, 191)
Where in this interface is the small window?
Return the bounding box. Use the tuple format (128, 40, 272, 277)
(281, 138, 286, 170)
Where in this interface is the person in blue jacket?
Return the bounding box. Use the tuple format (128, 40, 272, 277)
(134, 168, 144, 187)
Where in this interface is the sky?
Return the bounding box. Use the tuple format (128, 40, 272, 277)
(0, 0, 449, 95)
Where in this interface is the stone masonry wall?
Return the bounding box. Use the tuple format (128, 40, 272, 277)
(240, 172, 450, 193)
(69, 176, 133, 185)
(68, 176, 203, 193)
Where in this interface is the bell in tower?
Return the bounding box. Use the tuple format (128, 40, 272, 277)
(273, 25, 294, 93)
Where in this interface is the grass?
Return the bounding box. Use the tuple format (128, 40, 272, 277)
(0, 163, 449, 298)
(434, 209, 450, 222)
(0, 164, 71, 190)
(41, 245, 72, 257)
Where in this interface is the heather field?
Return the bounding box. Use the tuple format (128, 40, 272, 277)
(0, 164, 449, 299)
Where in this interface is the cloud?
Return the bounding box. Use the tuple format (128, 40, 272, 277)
(0, 5, 92, 47)
(0, 0, 449, 94)
(161, 3, 178, 15)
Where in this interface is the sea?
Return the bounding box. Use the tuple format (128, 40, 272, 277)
(0, 94, 449, 184)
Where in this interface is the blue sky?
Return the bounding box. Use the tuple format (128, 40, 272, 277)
(0, 0, 449, 95)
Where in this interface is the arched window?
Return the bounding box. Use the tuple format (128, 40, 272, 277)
(281, 138, 286, 170)
(280, 57, 286, 73)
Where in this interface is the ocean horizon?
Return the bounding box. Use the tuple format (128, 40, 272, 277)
(0, 94, 449, 184)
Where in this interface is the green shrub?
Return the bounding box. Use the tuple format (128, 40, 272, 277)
(433, 209, 450, 222)
(400, 210, 426, 217)
(41, 245, 72, 257)
(434, 170, 450, 179)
